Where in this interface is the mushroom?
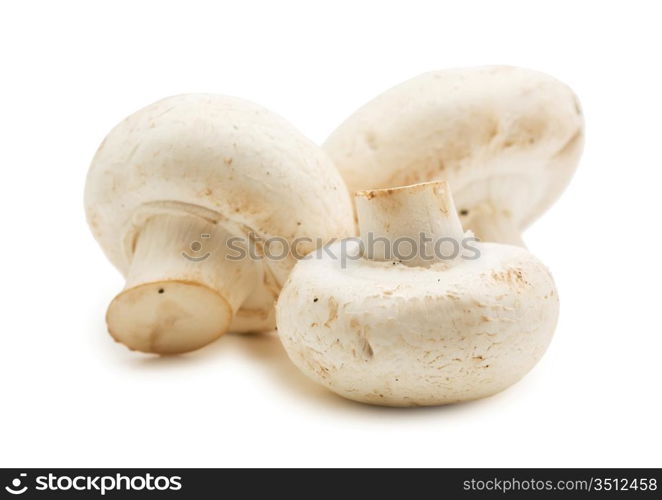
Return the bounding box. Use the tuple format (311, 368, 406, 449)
(324, 66, 584, 246)
(85, 94, 354, 354)
(276, 181, 559, 406)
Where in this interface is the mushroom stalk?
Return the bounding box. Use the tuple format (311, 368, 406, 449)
(355, 181, 466, 267)
(469, 210, 524, 247)
(106, 214, 258, 353)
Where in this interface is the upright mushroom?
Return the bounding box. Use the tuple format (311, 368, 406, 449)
(324, 66, 584, 246)
(85, 94, 354, 354)
(276, 181, 559, 406)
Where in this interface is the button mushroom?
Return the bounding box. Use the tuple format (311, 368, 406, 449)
(85, 94, 354, 354)
(324, 66, 584, 246)
(276, 181, 559, 406)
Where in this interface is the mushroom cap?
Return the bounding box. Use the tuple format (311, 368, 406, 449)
(324, 66, 584, 232)
(276, 240, 559, 406)
(85, 94, 354, 331)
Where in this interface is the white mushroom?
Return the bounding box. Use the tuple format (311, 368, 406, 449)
(276, 181, 559, 406)
(324, 66, 584, 246)
(85, 94, 354, 354)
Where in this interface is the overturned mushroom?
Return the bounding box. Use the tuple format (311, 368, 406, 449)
(276, 181, 559, 406)
(324, 66, 584, 246)
(85, 94, 354, 354)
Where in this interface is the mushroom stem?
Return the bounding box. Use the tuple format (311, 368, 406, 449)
(106, 214, 259, 354)
(355, 181, 466, 267)
(469, 211, 525, 247)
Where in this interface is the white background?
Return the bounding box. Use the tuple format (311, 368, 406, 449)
(1, 0, 660, 468)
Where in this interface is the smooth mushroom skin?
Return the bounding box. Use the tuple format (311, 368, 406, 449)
(85, 94, 354, 354)
(324, 66, 584, 246)
(276, 181, 559, 406)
